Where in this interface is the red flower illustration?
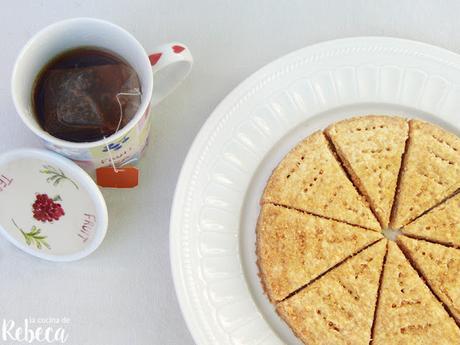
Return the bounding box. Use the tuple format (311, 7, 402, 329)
(32, 194, 65, 222)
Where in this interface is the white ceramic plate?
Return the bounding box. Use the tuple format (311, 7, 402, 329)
(170, 37, 460, 345)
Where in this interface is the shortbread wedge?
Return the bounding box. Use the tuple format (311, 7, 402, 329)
(325, 116, 408, 228)
(391, 120, 460, 228)
(256, 204, 383, 302)
(262, 131, 380, 231)
(402, 192, 460, 248)
(372, 242, 460, 345)
(277, 240, 387, 345)
(397, 236, 460, 323)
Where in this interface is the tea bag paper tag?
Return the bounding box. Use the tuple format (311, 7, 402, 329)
(96, 87, 142, 189)
(96, 166, 139, 188)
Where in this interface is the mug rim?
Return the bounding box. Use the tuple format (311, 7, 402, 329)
(11, 17, 153, 149)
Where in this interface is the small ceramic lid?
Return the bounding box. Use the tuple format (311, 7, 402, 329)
(0, 149, 108, 261)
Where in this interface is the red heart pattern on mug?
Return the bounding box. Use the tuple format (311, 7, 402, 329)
(172, 45, 185, 53)
(149, 53, 162, 66)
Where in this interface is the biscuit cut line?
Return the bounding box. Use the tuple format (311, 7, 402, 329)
(388, 120, 411, 228)
(401, 232, 460, 250)
(401, 188, 460, 230)
(369, 241, 389, 345)
(268, 202, 380, 233)
(277, 238, 385, 304)
(323, 132, 383, 229)
(396, 239, 460, 329)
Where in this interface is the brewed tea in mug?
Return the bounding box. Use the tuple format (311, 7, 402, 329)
(32, 47, 142, 143)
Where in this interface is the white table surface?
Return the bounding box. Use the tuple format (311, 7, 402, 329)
(1, 1, 460, 344)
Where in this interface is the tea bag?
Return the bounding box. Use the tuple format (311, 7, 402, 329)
(41, 63, 141, 142)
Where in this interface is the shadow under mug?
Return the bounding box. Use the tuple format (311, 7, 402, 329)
(11, 17, 193, 174)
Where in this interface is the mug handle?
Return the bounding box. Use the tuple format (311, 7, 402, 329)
(148, 42, 193, 105)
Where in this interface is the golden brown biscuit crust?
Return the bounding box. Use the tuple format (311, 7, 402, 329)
(372, 242, 460, 345)
(391, 119, 460, 228)
(256, 116, 460, 345)
(325, 115, 408, 228)
(256, 204, 383, 302)
(397, 236, 460, 324)
(401, 192, 460, 248)
(277, 240, 387, 345)
(262, 131, 381, 231)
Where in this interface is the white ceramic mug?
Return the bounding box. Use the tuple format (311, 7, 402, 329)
(12, 17, 193, 172)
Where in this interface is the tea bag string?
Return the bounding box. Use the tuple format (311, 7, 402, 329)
(103, 89, 142, 173)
